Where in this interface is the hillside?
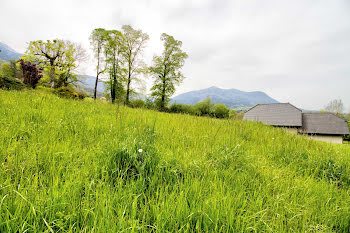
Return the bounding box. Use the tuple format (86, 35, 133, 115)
(0, 42, 22, 62)
(0, 90, 350, 232)
(77, 75, 106, 96)
(172, 86, 278, 109)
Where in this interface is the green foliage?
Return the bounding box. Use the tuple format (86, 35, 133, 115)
(77, 90, 88, 100)
(22, 40, 84, 88)
(104, 30, 126, 103)
(53, 86, 79, 99)
(122, 25, 149, 104)
(214, 103, 230, 118)
(149, 33, 188, 110)
(194, 97, 215, 116)
(169, 103, 200, 115)
(1, 90, 350, 232)
(144, 98, 155, 109)
(90, 28, 108, 99)
(129, 99, 145, 108)
(229, 109, 237, 119)
(0, 61, 16, 78)
(0, 76, 26, 90)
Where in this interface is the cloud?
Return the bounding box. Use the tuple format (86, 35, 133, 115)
(0, 0, 349, 110)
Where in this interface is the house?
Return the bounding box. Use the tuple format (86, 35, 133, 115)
(243, 103, 349, 144)
(243, 103, 302, 133)
(301, 113, 349, 144)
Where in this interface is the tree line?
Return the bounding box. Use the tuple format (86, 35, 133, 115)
(90, 26, 188, 110)
(0, 25, 188, 110)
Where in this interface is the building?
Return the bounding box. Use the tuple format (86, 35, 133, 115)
(301, 113, 349, 144)
(243, 103, 349, 144)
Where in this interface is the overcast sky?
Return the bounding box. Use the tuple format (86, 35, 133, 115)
(0, 0, 349, 110)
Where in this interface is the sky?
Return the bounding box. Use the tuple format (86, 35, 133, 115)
(0, 0, 349, 110)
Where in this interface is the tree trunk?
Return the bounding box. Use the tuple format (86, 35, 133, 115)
(94, 46, 101, 100)
(94, 74, 99, 99)
(50, 64, 55, 88)
(126, 70, 131, 104)
(161, 74, 166, 110)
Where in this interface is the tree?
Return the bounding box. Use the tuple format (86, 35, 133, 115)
(194, 97, 215, 116)
(121, 25, 149, 104)
(19, 59, 43, 88)
(90, 28, 107, 99)
(0, 62, 16, 78)
(57, 41, 88, 87)
(23, 40, 66, 88)
(149, 33, 188, 110)
(104, 30, 125, 103)
(214, 104, 230, 118)
(324, 99, 344, 115)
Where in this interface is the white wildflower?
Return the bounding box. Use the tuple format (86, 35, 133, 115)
(138, 149, 143, 153)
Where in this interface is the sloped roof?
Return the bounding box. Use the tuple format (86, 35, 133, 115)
(301, 113, 349, 135)
(243, 103, 302, 127)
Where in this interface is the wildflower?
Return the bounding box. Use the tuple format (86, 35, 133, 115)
(272, 138, 275, 140)
(138, 149, 143, 153)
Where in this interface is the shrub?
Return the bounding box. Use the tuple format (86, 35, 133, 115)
(0, 76, 26, 90)
(53, 87, 79, 99)
(194, 97, 214, 116)
(236, 112, 244, 120)
(214, 104, 230, 118)
(145, 98, 155, 109)
(77, 91, 88, 100)
(169, 103, 200, 115)
(129, 99, 145, 108)
(19, 59, 43, 88)
(169, 103, 186, 113)
(229, 109, 237, 119)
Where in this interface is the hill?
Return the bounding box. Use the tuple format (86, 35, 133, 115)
(172, 86, 278, 109)
(77, 75, 106, 97)
(0, 89, 350, 232)
(0, 42, 22, 62)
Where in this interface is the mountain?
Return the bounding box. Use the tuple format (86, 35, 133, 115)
(172, 86, 278, 109)
(0, 42, 22, 62)
(76, 75, 106, 97)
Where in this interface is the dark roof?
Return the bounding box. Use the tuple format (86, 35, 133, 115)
(301, 113, 349, 135)
(243, 103, 302, 127)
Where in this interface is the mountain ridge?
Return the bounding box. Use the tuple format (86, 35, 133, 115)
(172, 86, 278, 109)
(0, 42, 23, 62)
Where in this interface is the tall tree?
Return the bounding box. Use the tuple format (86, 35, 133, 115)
(324, 99, 344, 115)
(104, 30, 125, 103)
(90, 28, 108, 99)
(23, 40, 65, 88)
(149, 33, 188, 110)
(121, 25, 149, 104)
(58, 41, 88, 87)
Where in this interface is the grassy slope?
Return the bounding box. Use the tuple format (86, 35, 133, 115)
(0, 90, 350, 232)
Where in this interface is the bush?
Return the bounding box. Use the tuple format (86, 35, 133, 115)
(169, 103, 200, 115)
(145, 98, 155, 109)
(229, 109, 237, 119)
(214, 104, 230, 118)
(0, 76, 26, 90)
(53, 87, 79, 99)
(129, 99, 145, 108)
(19, 59, 43, 88)
(169, 103, 186, 113)
(194, 97, 215, 116)
(77, 91, 88, 100)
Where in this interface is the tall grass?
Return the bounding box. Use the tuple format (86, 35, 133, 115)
(0, 90, 350, 232)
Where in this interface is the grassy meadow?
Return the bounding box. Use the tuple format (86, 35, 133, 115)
(0, 90, 350, 232)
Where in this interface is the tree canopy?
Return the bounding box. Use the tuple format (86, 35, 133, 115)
(149, 33, 188, 110)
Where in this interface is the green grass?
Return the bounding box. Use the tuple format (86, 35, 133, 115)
(0, 90, 350, 232)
